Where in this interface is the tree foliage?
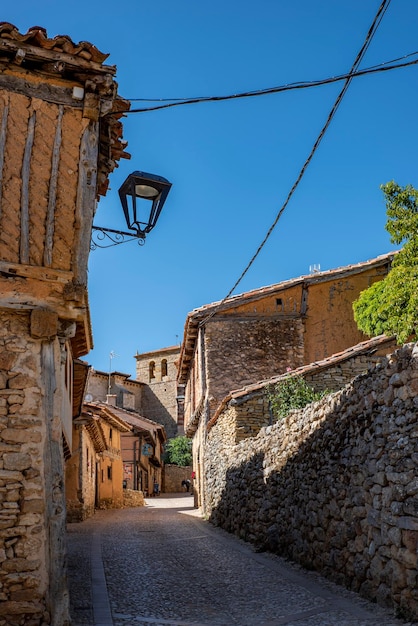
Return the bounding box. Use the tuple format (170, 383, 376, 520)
(265, 375, 327, 421)
(164, 436, 192, 466)
(353, 181, 418, 344)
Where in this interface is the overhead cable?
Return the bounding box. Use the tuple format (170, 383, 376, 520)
(199, 0, 392, 327)
(122, 48, 415, 114)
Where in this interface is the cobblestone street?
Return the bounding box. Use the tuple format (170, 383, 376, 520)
(67, 494, 412, 626)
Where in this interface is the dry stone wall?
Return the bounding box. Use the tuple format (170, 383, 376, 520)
(122, 488, 144, 507)
(205, 343, 418, 620)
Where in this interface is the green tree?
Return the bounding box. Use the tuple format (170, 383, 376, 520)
(353, 181, 418, 344)
(164, 436, 192, 466)
(266, 375, 327, 421)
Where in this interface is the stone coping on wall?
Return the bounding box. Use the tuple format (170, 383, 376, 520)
(207, 335, 397, 433)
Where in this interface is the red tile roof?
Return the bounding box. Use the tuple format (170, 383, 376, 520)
(206, 334, 397, 432)
(178, 251, 396, 383)
(0, 22, 109, 65)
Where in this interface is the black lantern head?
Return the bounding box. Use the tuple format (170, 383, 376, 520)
(118, 171, 172, 238)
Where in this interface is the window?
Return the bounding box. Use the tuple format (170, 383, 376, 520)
(161, 359, 168, 378)
(149, 361, 155, 381)
(109, 428, 113, 441)
(107, 465, 112, 480)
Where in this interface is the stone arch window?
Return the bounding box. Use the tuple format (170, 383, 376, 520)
(149, 361, 155, 381)
(161, 359, 168, 379)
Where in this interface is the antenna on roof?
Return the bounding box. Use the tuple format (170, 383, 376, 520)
(108, 350, 119, 395)
(309, 264, 320, 273)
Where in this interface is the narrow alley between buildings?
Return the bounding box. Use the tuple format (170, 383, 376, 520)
(67, 494, 411, 626)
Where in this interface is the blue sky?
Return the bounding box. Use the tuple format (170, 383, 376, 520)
(3, 1, 418, 376)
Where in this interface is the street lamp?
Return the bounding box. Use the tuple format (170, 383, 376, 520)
(91, 171, 172, 249)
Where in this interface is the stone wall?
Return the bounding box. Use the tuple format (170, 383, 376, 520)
(205, 317, 304, 407)
(0, 310, 68, 625)
(135, 346, 180, 439)
(65, 426, 97, 523)
(123, 488, 144, 508)
(163, 464, 192, 493)
(205, 343, 418, 620)
(303, 351, 394, 394)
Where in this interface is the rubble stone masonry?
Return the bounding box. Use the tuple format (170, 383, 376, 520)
(0, 310, 67, 625)
(205, 317, 305, 407)
(205, 343, 418, 621)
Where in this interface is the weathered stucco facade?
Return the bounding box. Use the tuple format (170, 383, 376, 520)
(178, 253, 394, 509)
(85, 370, 166, 498)
(0, 23, 128, 625)
(204, 341, 418, 620)
(65, 402, 131, 521)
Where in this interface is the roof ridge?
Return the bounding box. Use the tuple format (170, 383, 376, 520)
(0, 22, 109, 64)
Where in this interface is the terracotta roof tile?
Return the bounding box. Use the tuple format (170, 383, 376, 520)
(206, 335, 398, 432)
(0, 22, 109, 64)
(229, 334, 397, 399)
(189, 251, 397, 319)
(178, 251, 396, 382)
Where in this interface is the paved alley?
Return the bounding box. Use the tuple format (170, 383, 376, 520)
(67, 494, 412, 626)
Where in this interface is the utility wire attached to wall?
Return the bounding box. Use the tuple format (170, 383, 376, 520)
(198, 0, 393, 328)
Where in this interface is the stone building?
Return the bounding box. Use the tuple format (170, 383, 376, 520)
(0, 23, 128, 625)
(65, 401, 131, 521)
(204, 340, 418, 620)
(85, 369, 166, 496)
(87, 368, 143, 412)
(135, 345, 182, 437)
(116, 405, 166, 497)
(177, 253, 395, 508)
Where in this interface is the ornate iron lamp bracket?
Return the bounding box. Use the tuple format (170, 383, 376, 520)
(90, 226, 145, 250)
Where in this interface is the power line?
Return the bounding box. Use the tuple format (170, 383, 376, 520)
(120, 49, 416, 114)
(199, 0, 392, 328)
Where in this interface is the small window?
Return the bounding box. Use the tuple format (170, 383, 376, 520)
(149, 361, 155, 381)
(109, 428, 113, 441)
(276, 298, 283, 306)
(161, 359, 168, 378)
(107, 465, 112, 480)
